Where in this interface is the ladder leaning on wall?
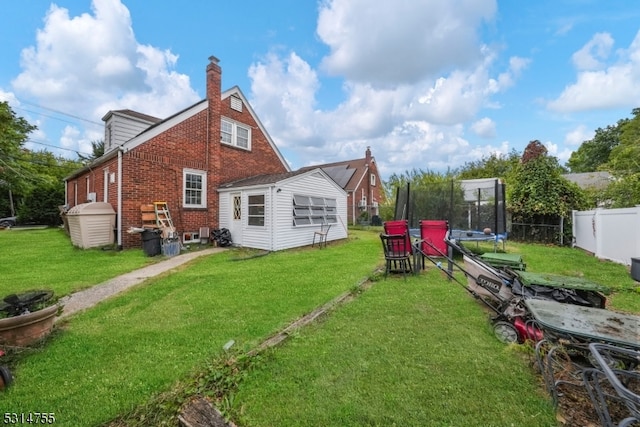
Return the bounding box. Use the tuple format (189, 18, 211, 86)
(153, 201, 177, 239)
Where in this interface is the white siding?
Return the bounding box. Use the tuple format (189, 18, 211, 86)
(219, 192, 232, 236)
(241, 190, 273, 250)
(105, 114, 155, 150)
(218, 170, 347, 251)
(272, 172, 347, 251)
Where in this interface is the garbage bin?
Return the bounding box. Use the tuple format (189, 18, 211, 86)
(66, 202, 116, 248)
(141, 229, 161, 257)
(631, 257, 640, 282)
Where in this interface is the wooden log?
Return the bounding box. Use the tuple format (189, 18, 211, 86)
(178, 397, 234, 427)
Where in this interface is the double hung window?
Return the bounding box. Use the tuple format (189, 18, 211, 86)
(183, 169, 207, 208)
(221, 118, 251, 149)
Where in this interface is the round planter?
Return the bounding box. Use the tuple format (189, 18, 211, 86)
(0, 304, 59, 347)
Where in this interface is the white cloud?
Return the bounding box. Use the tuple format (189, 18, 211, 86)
(11, 0, 199, 123)
(0, 90, 18, 105)
(545, 140, 573, 165)
(317, 0, 497, 86)
(571, 32, 614, 70)
(248, 44, 518, 172)
(564, 124, 593, 146)
(247, 0, 525, 174)
(249, 52, 321, 147)
(471, 117, 496, 138)
(548, 30, 640, 112)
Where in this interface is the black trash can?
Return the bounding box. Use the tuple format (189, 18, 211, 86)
(141, 229, 161, 257)
(631, 257, 640, 282)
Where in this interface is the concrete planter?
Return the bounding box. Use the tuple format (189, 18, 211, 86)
(0, 305, 59, 347)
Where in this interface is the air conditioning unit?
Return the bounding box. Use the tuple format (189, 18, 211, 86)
(358, 199, 367, 208)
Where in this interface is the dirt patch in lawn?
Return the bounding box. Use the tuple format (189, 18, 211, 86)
(542, 356, 638, 426)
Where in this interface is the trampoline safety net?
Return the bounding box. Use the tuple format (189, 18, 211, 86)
(393, 178, 506, 235)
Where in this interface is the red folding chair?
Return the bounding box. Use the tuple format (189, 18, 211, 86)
(419, 220, 448, 256)
(383, 220, 412, 255)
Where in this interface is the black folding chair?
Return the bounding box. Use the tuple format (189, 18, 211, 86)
(380, 233, 412, 280)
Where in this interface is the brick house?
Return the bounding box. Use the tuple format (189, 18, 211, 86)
(64, 56, 291, 249)
(300, 147, 384, 225)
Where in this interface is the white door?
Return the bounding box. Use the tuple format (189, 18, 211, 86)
(229, 193, 243, 245)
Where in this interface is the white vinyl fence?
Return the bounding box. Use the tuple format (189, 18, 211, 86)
(572, 206, 640, 265)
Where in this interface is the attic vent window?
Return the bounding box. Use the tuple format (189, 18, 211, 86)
(230, 96, 243, 112)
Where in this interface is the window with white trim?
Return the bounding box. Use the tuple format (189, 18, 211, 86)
(370, 173, 376, 186)
(183, 169, 207, 208)
(247, 194, 265, 226)
(221, 118, 251, 150)
(183, 231, 200, 244)
(292, 194, 337, 226)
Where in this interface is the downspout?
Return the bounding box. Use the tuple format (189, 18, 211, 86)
(271, 185, 277, 251)
(117, 149, 123, 249)
(350, 191, 355, 225)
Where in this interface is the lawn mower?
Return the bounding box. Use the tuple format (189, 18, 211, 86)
(415, 232, 610, 344)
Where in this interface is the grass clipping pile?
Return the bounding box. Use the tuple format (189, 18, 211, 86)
(535, 351, 639, 427)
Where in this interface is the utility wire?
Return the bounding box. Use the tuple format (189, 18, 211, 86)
(16, 98, 103, 126)
(26, 139, 91, 156)
(14, 106, 102, 129)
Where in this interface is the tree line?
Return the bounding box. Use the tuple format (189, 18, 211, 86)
(1, 101, 638, 227)
(382, 108, 640, 231)
(0, 102, 102, 225)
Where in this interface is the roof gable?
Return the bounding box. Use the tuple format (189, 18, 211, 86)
(222, 86, 290, 172)
(299, 156, 373, 192)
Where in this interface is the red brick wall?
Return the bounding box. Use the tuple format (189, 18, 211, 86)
(66, 58, 288, 249)
(218, 97, 288, 183)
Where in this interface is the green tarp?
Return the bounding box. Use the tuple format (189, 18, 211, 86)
(516, 271, 611, 294)
(479, 252, 526, 271)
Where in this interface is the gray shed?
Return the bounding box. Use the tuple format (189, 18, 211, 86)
(67, 202, 116, 249)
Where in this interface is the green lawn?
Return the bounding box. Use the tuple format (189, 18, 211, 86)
(0, 228, 637, 426)
(233, 270, 557, 427)
(1, 229, 380, 425)
(0, 228, 158, 298)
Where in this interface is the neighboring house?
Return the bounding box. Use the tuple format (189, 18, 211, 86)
(218, 168, 348, 251)
(65, 56, 294, 250)
(563, 171, 613, 191)
(299, 147, 383, 225)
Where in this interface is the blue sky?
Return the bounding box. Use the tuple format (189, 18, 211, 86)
(1, 0, 639, 181)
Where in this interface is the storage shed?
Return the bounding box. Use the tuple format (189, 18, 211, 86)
(218, 169, 348, 251)
(66, 202, 116, 249)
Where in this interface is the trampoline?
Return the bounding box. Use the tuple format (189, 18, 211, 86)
(449, 228, 507, 251)
(393, 178, 507, 246)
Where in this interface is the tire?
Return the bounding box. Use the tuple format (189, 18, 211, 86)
(0, 366, 12, 390)
(0, 221, 11, 228)
(1, 290, 54, 316)
(493, 321, 520, 344)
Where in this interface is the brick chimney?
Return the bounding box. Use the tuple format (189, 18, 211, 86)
(206, 55, 222, 104)
(365, 146, 371, 165)
(206, 56, 222, 228)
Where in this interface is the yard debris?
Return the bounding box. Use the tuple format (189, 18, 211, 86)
(179, 396, 236, 427)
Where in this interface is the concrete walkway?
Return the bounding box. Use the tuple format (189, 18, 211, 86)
(58, 247, 226, 319)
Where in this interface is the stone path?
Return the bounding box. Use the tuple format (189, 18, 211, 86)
(58, 247, 225, 319)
